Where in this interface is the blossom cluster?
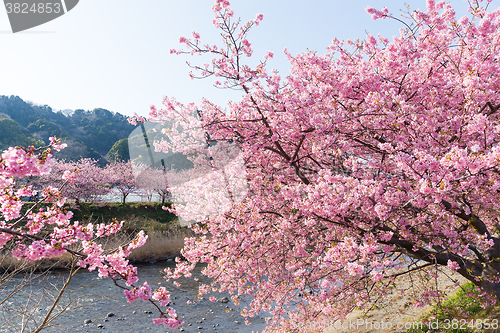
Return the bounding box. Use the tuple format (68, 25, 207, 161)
(0, 141, 183, 329)
(143, 0, 500, 331)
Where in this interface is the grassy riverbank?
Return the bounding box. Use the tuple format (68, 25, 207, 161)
(0, 202, 194, 271)
(23, 202, 180, 232)
(407, 282, 500, 333)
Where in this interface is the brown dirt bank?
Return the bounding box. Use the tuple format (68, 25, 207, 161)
(0, 229, 192, 272)
(322, 269, 468, 333)
(1, 201, 193, 272)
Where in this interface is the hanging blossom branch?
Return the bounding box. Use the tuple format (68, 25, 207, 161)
(0, 138, 183, 329)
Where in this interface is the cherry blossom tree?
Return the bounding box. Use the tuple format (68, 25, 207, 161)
(131, 0, 500, 331)
(155, 184, 171, 205)
(132, 162, 161, 202)
(36, 158, 110, 204)
(0, 138, 183, 330)
(65, 158, 111, 203)
(104, 160, 137, 204)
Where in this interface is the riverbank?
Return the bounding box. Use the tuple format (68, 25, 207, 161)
(1, 202, 193, 272)
(0, 229, 191, 272)
(22, 202, 179, 232)
(321, 269, 468, 333)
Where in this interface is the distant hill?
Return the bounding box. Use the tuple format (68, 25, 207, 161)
(0, 95, 135, 163)
(0, 118, 44, 151)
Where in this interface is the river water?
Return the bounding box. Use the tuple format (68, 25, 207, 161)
(0, 261, 270, 333)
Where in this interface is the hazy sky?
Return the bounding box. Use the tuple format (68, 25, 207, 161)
(0, 0, 494, 118)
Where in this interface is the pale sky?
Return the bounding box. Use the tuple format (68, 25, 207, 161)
(0, 0, 494, 118)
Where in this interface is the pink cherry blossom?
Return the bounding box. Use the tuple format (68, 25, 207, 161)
(447, 260, 461, 271)
(152, 287, 171, 306)
(138, 0, 500, 331)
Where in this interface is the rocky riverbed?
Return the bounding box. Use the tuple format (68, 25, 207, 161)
(1, 261, 269, 333)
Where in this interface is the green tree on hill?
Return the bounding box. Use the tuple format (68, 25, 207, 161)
(0, 118, 44, 151)
(108, 138, 130, 162)
(27, 118, 62, 138)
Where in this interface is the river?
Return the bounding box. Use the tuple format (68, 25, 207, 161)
(0, 261, 270, 333)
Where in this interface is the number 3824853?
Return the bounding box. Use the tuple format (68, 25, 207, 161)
(5, 3, 62, 14)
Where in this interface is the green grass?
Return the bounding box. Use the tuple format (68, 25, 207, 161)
(70, 202, 179, 233)
(407, 282, 500, 333)
(21, 201, 180, 233)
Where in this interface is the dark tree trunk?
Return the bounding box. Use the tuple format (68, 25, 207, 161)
(475, 261, 500, 300)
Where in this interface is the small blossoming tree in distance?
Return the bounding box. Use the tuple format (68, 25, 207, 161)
(104, 160, 137, 204)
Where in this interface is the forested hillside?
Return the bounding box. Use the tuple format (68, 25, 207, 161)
(0, 95, 135, 163)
